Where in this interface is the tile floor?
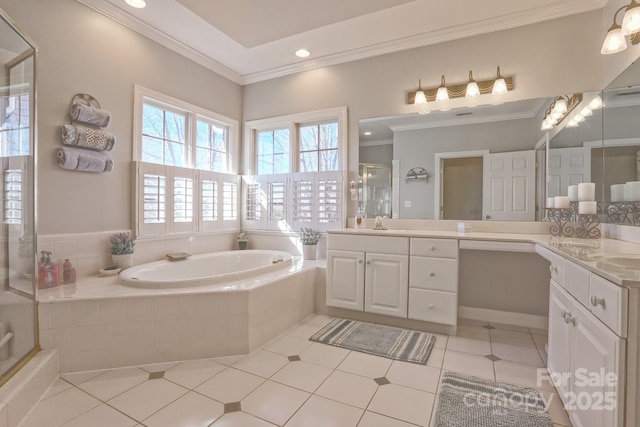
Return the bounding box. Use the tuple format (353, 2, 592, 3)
(20, 315, 572, 427)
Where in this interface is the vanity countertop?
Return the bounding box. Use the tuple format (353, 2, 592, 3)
(329, 229, 640, 287)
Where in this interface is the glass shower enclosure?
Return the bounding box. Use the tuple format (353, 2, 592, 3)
(0, 8, 38, 385)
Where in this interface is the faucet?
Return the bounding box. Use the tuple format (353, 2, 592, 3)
(373, 216, 387, 230)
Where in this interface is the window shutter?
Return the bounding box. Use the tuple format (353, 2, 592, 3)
(3, 169, 21, 225)
(290, 172, 313, 231)
(220, 173, 240, 229)
(317, 171, 342, 231)
(198, 170, 219, 233)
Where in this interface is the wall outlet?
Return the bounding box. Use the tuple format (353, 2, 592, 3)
(404, 200, 411, 208)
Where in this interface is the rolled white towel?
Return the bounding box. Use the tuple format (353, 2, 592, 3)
(57, 146, 114, 173)
(69, 102, 111, 127)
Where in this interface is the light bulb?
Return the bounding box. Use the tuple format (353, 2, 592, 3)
(553, 98, 568, 115)
(541, 120, 553, 130)
(465, 71, 480, 98)
(622, 1, 640, 35)
(436, 76, 449, 101)
(581, 106, 593, 117)
(414, 80, 427, 105)
(601, 24, 627, 54)
(492, 66, 507, 95)
(575, 113, 585, 123)
(567, 119, 579, 128)
(588, 95, 604, 109)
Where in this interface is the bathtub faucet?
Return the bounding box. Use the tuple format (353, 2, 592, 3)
(373, 216, 387, 230)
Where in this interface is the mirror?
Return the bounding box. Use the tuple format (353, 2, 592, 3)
(359, 98, 550, 220)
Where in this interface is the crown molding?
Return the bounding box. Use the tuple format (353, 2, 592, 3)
(360, 139, 393, 147)
(75, 0, 243, 84)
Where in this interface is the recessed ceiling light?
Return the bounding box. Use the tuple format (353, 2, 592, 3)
(295, 49, 311, 58)
(364, 131, 372, 136)
(125, 0, 146, 8)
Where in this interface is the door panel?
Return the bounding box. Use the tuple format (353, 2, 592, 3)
(483, 150, 535, 221)
(327, 250, 364, 310)
(364, 253, 408, 318)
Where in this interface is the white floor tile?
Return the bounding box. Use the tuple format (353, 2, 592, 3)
(61, 369, 106, 386)
(212, 355, 245, 366)
(263, 334, 314, 356)
(489, 322, 530, 333)
(61, 403, 137, 427)
(337, 351, 392, 379)
(386, 361, 441, 393)
(430, 333, 448, 349)
(300, 342, 350, 369)
(270, 360, 333, 393)
(454, 324, 491, 340)
(285, 395, 362, 427)
(491, 342, 545, 367)
(358, 411, 419, 427)
(76, 367, 149, 401)
(195, 367, 264, 403)
(108, 379, 188, 421)
(211, 411, 277, 427)
(232, 349, 289, 378)
(163, 359, 226, 389)
(368, 384, 434, 426)
(494, 360, 554, 391)
(284, 322, 326, 339)
(315, 370, 378, 409)
(242, 380, 309, 426)
(442, 351, 495, 380)
(41, 378, 73, 400)
(446, 336, 492, 356)
(19, 387, 101, 427)
(426, 348, 445, 369)
(143, 391, 224, 427)
(490, 329, 536, 348)
(138, 362, 180, 373)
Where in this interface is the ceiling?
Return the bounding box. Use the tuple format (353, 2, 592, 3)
(77, 0, 606, 84)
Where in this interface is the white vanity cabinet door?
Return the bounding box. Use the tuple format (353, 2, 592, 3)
(570, 303, 625, 427)
(548, 281, 573, 399)
(364, 253, 408, 318)
(327, 250, 365, 311)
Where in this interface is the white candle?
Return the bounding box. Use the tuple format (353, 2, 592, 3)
(578, 183, 595, 201)
(611, 184, 626, 202)
(579, 201, 597, 215)
(568, 185, 579, 202)
(626, 181, 640, 202)
(555, 196, 570, 209)
(546, 197, 555, 208)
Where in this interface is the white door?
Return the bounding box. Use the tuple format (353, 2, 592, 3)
(548, 147, 591, 198)
(364, 253, 408, 318)
(570, 303, 624, 427)
(326, 250, 364, 311)
(482, 150, 536, 221)
(548, 281, 573, 400)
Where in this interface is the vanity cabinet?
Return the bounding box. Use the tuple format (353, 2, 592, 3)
(327, 235, 409, 318)
(547, 259, 627, 427)
(408, 238, 459, 325)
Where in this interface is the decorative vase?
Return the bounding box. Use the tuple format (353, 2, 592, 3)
(239, 241, 248, 250)
(111, 253, 134, 270)
(302, 244, 317, 260)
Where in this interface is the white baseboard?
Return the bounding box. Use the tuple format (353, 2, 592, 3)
(458, 306, 548, 329)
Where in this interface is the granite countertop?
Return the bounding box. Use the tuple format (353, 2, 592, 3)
(329, 228, 640, 287)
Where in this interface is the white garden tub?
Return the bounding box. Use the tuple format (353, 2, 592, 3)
(119, 250, 293, 288)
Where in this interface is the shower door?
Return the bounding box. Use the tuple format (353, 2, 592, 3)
(0, 7, 38, 385)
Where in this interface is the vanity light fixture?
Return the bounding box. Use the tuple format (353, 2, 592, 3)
(540, 94, 583, 130)
(407, 66, 514, 106)
(125, 0, 146, 8)
(601, 1, 640, 54)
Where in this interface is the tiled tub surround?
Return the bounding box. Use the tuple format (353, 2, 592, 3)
(37, 259, 318, 373)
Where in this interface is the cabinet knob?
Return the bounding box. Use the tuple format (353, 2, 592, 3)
(549, 265, 557, 273)
(485, 215, 491, 219)
(430, 246, 436, 251)
(366, 260, 371, 265)
(358, 259, 363, 264)
(560, 309, 567, 319)
(563, 312, 575, 325)
(428, 304, 435, 309)
(590, 296, 605, 308)
(429, 272, 436, 277)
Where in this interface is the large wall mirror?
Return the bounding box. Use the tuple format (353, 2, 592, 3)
(358, 59, 639, 224)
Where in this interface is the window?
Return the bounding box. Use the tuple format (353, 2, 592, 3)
(0, 93, 30, 157)
(243, 107, 347, 232)
(134, 86, 239, 237)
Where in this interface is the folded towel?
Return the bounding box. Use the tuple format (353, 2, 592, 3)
(61, 125, 116, 151)
(57, 146, 114, 173)
(69, 102, 111, 127)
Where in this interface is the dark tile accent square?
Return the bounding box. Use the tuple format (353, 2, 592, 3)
(483, 324, 496, 330)
(148, 371, 165, 380)
(288, 355, 301, 362)
(224, 401, 242, 413)
(374, 377, 390, 386)
(484, 354, 502, 362)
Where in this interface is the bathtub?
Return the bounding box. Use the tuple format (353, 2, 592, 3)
(119, 249, 294, 288)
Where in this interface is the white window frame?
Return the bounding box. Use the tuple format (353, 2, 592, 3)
(133, 86, 240, 237)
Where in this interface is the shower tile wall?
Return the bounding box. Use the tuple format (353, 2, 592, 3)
(37, 231, 237, 281)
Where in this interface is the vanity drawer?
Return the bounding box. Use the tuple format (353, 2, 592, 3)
(549, 252, 564, 286)
(408, 289, 457, 325)
(411, 238, 458, 258)
(563, 260, 590, 307)
(409, 256, 458, 292)
(589, 274, 628, 337)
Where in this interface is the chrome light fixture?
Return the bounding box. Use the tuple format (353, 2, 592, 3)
(407, 67, 514, 107)
(602, 1, 640, 54)
(540, 94, 582, 130)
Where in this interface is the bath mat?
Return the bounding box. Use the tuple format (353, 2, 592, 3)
(309, 318, 435, 364)
(433, 371, 553, 427)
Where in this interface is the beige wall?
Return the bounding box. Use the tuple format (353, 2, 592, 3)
(0, 0, 242, 234)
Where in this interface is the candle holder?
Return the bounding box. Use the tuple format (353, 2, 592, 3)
(545, 208, 600, 239)
(604, 201, 640, 226)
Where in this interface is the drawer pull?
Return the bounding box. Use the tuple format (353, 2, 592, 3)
(358, 259, 363, 264)
(590, 296, 605, 308)
(429, 272, 436, 277)
(430, 245, 436, 251)
(366, 260, 371, 265)
(428, 304, 435, 309)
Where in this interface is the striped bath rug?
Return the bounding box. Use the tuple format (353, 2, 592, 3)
(309, 318, 435, 364)
(433, 371, 553, 427)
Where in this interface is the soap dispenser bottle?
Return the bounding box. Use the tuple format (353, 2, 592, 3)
(38, 252, 47, 289)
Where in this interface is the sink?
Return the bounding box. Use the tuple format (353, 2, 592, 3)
(599, 257, 640, 269)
